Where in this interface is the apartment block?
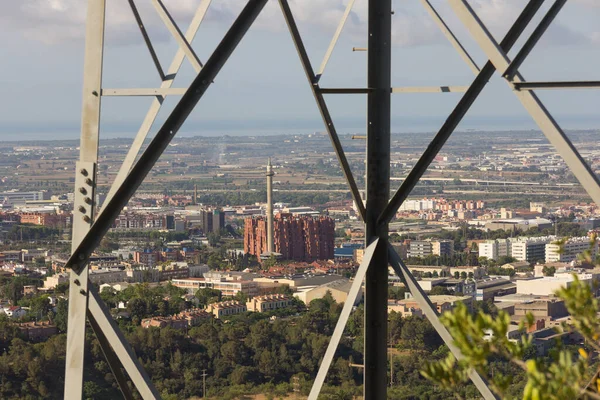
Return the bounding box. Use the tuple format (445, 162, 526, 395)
(479, 236, 554, 262)
(207, 301, 247, 319)
(545, 236, 597, 263)
(407, 239, 454, 258)
(244, 213, 334, 262)
(246, 294, 292, 312)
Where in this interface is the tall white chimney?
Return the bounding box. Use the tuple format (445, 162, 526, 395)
(266, 158, 274, 253)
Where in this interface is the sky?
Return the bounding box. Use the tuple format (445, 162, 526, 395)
(0, 0, 599, 141)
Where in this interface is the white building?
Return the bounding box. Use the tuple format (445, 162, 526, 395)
(516, 270, 593, 296)
(545, 236, 597, 263)
(479, 236, 555, 262)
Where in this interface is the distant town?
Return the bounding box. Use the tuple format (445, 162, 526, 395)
(1, 130, 600, 397)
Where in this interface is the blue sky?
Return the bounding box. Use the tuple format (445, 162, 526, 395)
(0, 0, 599, 140)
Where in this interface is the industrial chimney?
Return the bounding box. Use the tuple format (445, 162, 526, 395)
(266, 158, 274, 253)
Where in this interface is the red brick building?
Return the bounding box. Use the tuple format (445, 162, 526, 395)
(19, 212, 70, 228)
(244, 213, 334, 262)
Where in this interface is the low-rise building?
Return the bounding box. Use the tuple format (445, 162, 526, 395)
(172, 276, 259, 297)
(89, 269, 127, 285)
(141, 316, 188, 330)
(388, 295, 472, 317)
(207, 301, 247, 318)
(16, 321, 57, 341)
(516, 271, 593, 296)
(175, 308, 211, 326)
(43, 273, 69, 289)
(246, 294, 292, 312)
(475, 277, 516, 301)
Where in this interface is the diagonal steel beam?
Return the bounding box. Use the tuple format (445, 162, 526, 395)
(315, 0, 356, 82)
(387, 244, 498, 400)
(67, 0, 269, 274)
(152, 0, 204, 71)
(88, 314, 136, 400)
(100, 0, 210, 215)
(128, 0, 166, 81)
(377, 0, 544, 226)
(279, 0, 366, 221)
(88, 286, 160, 399)
(449, 0, 600, 208)
(504, 0, 567, 80)
(420, 0, 479, 74)
(308, 239, 380, 400)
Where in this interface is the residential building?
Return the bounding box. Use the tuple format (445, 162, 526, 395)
(244, 213, 335, 262)
(246, 294, 292, 312)
(141, 316, 188, 330)
(407, 239, 454, 258)
(545, 236, 597, 263)
(207, 301, 247, 318)
(43, 273, 69, 289)
(176, 308, 211, 326)
(479, 236, 554, 262)
(16, 321, 57, 341)
(89, 269, 127, 285)
(134, 250, 159, 267)
(511, 237, 552, 263)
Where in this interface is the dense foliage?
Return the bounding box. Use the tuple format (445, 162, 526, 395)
(0, 277, 517, 399)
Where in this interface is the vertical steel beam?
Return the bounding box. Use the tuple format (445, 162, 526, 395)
(378, 0, 543, 225)
(364, 0, 391, 397)
(64, 0, 105, 397)
(66, 0, 269, 272)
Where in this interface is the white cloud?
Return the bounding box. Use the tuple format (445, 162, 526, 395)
(1, 0, 597, 49)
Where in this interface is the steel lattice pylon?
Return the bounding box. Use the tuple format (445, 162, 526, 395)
(64, 1, 600, 399)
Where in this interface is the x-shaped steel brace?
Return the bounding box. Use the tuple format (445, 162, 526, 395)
(381, 0, 600, 224)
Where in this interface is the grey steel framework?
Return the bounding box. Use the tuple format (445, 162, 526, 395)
(63, 0, 600, 399)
